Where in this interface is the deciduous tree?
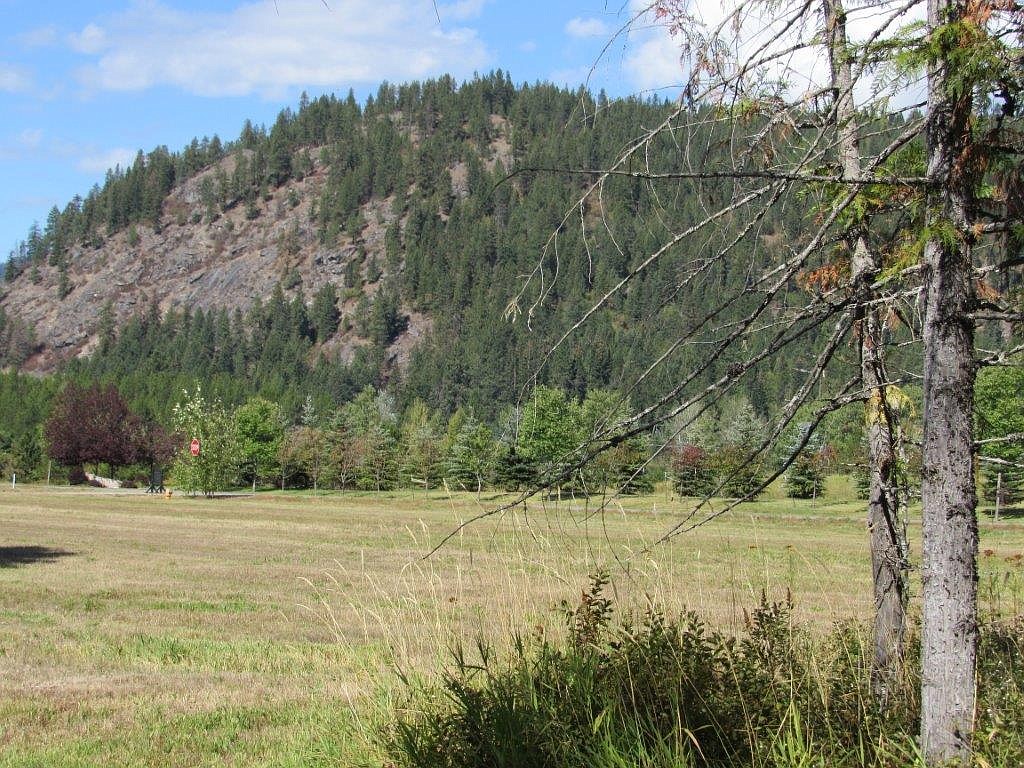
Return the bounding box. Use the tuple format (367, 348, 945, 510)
(171, 386, 237, 496)
(234, 396, 285, 491)
(44, 381, 142, 479)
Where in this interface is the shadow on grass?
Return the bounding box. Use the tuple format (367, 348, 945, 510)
(0, 546, 76, 568)
(983, 506, 1024, 520)
(181, 493, 256, 500)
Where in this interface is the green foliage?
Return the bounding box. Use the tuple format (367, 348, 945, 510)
(57, 265, 72, 299)
(10, 73, 1008, 503)
(671, 443, 716, 497)
(716, 399, 768, 498)
(494, 445, 536, 491)
(0, 74, 843, 429)
(577, 390, 652, 494)
(400, 399, 444, 489)
(853, 460, 870, 501)
(0, 425, 46, 482)
(665, 400, 770, 500)
(0, 372, 57, 481)
(171, 386, 237, 496)
(975, 366, 1024, 502)
(785, 452, 825, 500)
(517, 387, 582, 482)
(365, 284, 406, 347)
(279, 424, 331, 490)
(381, 576, 927, 768)
(383, 571, 1024, 768)
(354, 423, 399, 491)
(338, 386, 400, 491)
(233, 397, 284, 488)
(310, 282, 340, 342)
(0, 307, 39, 368)
(445, 414, 499, 493)
(3, 74, 881, 439)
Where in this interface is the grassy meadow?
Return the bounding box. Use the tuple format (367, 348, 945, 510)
(1, 481, 1022, 766)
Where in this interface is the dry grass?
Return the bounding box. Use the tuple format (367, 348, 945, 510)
(0, 482, 1021, 766)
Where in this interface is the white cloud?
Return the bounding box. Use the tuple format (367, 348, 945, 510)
(0, 130, 40, 161)
(519, 40, 537, 53)
(0, 63, 32, 93)
(75, 147, 136, 174)
(69, 23, 108, 55)
(622, 26, 684, 92)
(566, 17, 609, 38)
(17, 25, 59, 48)
(621, 0, 925, 105)
(70, 0, 490, 98)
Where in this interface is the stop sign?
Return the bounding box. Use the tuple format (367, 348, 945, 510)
(190, 438, 201, 457)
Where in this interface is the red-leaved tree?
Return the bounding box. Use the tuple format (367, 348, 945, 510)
(44, 382, 144, 480)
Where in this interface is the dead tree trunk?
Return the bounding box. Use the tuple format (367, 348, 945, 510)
(921, 0, 979, 761)
(823, 0, 909, 700)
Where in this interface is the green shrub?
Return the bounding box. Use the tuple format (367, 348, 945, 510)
(384, 578, 891, 767)
(382, 573, 1024, 768)
(977, 615, 1024, 761)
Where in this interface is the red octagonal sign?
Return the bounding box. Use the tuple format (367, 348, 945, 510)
(190, 438, 201, 457)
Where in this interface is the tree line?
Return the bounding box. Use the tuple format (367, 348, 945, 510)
(32, 380, 658, 496)
(7, 372, 970, 502)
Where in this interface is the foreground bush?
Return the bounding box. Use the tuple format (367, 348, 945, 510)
(381, 575, 1023, 768)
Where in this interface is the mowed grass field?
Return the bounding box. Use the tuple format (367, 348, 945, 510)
(1, 482, 1022, 766)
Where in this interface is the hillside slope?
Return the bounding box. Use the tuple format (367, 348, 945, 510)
(2, 139, 450, 372)
(0, 73, 834, 422)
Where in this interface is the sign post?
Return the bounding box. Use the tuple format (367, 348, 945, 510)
(190, 438, 201, 458)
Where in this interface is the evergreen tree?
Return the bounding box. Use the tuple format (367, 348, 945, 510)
(671, 444, 716, 497)
(400, 399, 443, 489)
(785, 451, 825, 500)
(311, 282, 341, 342)
(279, 424, 330, 491)
(355, 423, 399, 491)
(445, 415, 498, 495)
(715, 398, 767, 500)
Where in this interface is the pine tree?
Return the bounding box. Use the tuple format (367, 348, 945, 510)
(785, 452, 825, 500)
(311, 283, 340, 342)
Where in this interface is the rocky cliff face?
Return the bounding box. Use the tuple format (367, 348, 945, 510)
(0, 151, 430, 372)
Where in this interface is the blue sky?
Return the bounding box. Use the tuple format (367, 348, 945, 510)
(0, 0, 680, 254)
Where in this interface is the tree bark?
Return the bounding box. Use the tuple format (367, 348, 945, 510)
(921, 0, 979, 761)
(823, 0, 909, 701)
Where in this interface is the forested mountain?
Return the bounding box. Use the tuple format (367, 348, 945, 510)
(3, 73, 837, 428)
